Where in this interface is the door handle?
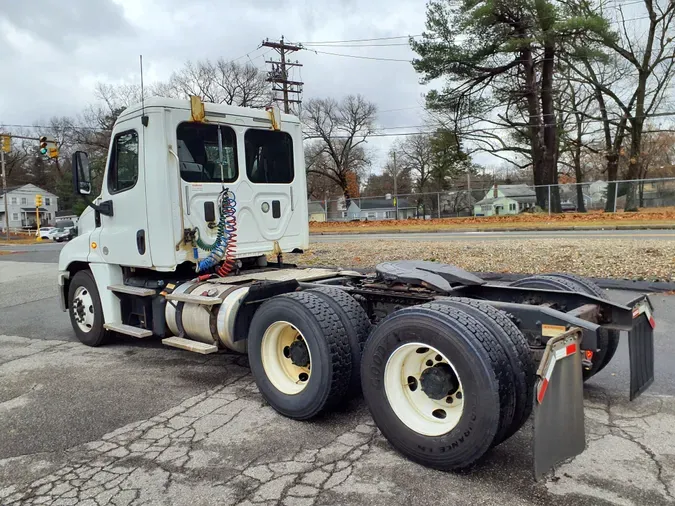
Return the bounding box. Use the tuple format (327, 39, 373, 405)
(136, 230, 146, 255)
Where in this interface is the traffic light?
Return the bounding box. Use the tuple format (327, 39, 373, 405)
(39, 136, 58, 159)
(0, 135, 10, 153)
(35, 194, 43, 207)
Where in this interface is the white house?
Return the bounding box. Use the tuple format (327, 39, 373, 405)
(473, 184, 537, 216)
(0, 184, 59, 231)
(346, 197, 416, 220)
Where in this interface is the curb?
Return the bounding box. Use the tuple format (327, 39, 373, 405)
(310, 225, 675, 236)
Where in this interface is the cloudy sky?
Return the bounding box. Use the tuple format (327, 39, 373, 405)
(0, 0, 435, 172)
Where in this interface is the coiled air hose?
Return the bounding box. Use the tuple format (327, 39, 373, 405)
(196, 189, 237, 274)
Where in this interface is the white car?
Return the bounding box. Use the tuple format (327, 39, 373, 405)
(36, 227, 55, 240)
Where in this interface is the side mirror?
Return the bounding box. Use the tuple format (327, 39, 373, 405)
(72, 151, 92, 195)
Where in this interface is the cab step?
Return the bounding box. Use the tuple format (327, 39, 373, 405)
(162, 336, 218, 354)
(103, 323, 153, 338)
(108, 285, 156, 297)
(164, 293, 221, 305)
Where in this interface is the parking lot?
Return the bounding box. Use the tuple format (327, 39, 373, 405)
(1, 244, 675, 505)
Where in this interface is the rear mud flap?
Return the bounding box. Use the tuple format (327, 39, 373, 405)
(533, 330, 585, 480)
(629, 298, 655, 400)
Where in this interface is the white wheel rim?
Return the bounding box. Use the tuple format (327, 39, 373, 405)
(384, 343, 464, 436)
(72, 285, 96, 333)
(261, 321, 312, 395)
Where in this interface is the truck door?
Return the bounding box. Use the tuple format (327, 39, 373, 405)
(238, 128, 301, 246)
(96, 126, 151, 267)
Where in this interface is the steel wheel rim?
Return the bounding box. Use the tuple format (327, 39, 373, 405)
(384, 342, 464, 436)
(261, 321, 312, 395)
(72, 285, 96, 333)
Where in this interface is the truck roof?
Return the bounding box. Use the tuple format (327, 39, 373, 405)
(117, 96, 301, 125)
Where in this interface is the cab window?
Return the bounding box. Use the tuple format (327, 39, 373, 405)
(245, 129, 294, 184)
(108, 130, 139, 194)
(177, 123, 238, 183)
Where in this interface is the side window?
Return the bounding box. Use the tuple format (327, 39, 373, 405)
(108, 131, 139, 194)
(245, 129, 294, 184)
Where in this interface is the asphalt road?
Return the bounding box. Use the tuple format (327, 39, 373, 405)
(1, 247, 675, 504)
(311, 229, 675, 243)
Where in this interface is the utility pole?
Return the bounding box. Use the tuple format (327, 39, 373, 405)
(262, 37, 303, 114)
(1, 149, 8, 240)
(393, 151, 398, 220)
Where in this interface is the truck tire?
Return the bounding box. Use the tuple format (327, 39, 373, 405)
(67, 270, 109, 347)
(247, 292, 352, 420)
(510, 275, 608, 381)
(361, 303, 503, 471)
(544, 273, 620, 375)
(307, 286, 372, 397)
(434, 298, 535, 443)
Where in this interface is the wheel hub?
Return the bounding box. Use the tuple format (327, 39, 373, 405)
(289, 340, 310, 368)
(419, 363, 458, 400)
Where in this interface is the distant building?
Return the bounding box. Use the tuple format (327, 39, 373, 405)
(307, 202, 326, 222)
(347, 196, 416, 220)
(473, 184, 536, 216)
(0, 184, 59, 231)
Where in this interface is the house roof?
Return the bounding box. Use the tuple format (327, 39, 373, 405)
(356, 198, 414, 210)
(307, 202, 325, 214)
(496, 184, 536, 197)
(21, 207, 49, 212)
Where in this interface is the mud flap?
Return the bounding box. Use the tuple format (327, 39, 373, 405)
(629, 297, 655, 400)
(533, 329, 585, 480)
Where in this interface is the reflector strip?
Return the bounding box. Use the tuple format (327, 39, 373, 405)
(537, 340, 579, 404)
(537, 378, 549, 404)
(633, 301, 656, 329)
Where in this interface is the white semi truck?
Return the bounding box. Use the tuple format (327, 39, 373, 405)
(59, 96, 655, 478)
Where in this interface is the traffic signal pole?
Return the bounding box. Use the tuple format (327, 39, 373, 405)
(1, 149, 8, 241)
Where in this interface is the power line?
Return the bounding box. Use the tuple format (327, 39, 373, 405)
(302, 43, 410, 48)
(308, 49, 411, 62)
(299, 34, 423, 44)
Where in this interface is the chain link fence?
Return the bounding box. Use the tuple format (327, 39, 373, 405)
(307, 177, 675, 222)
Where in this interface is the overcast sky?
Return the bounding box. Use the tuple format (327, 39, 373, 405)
(0, 0, 436, 173)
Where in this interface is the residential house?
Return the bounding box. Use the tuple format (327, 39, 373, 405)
(347, 196, 416, 220)
(473, 184, 536, 216)
(0, 184, 59, 231)
(307, 202, 326, 222)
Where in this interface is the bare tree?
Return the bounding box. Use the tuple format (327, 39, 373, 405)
(302, 95, 377, 201)
(166, 59, 271, 108)
(394, 134, 434, 217)
(571, 0, 675, 210)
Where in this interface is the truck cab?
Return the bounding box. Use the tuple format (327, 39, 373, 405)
(58, 97, 308, 331)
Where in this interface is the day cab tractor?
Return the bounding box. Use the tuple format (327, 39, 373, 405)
(58, 96, 655, 478)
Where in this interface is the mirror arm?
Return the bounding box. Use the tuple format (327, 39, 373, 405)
(79, 194, 114, 217)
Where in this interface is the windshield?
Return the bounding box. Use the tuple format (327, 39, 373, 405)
(177, 123, 238, 183)
(245, 129, 294, 184)
(56, 220, 74, 228)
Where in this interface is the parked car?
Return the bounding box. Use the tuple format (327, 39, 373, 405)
(36, 227, 55, 240)
(561, 202, 577, 212)
(51, 228, 74, 242)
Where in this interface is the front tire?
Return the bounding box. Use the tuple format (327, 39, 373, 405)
(248, 292, 352, 420)
(68, 270, 109, 347)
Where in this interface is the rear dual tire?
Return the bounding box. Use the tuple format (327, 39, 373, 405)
(360, 303, 532, 471)
(247, 291, 362, 420)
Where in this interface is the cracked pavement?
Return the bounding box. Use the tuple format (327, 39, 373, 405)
(2, 259, 675, 505)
